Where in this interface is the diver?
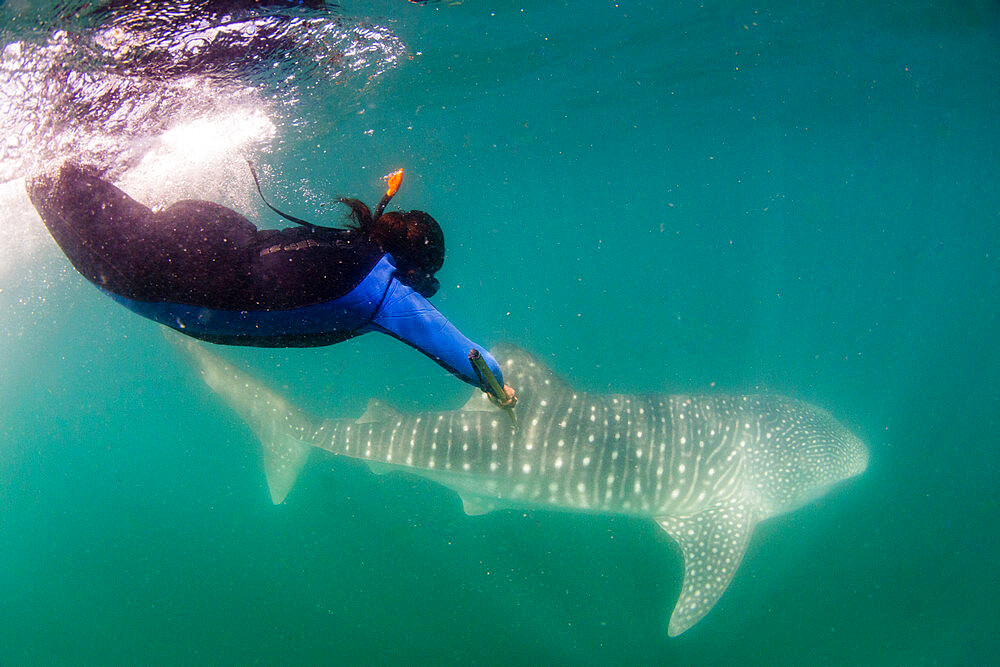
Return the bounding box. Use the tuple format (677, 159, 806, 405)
(27, 160, 516, 407)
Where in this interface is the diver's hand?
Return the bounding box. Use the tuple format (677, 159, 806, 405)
(488, 385, 517, 410)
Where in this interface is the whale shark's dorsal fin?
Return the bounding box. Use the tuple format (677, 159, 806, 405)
(658, 499, 758, 636)
(460, 391, 494, 412)
(490, 344, 573, 406)
(357, 398, 402, 424)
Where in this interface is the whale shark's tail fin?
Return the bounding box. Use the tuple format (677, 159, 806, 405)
(168, 332, 313, 504)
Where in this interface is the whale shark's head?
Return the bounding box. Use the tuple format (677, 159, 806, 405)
(747, 397, 868, 516)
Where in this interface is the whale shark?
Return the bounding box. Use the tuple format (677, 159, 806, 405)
(177, 338, 868, 636)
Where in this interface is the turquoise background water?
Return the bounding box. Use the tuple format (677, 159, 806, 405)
(2, 1, 999, 664)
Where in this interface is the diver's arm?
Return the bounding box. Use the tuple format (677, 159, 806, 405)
(363, 275, 505, 390)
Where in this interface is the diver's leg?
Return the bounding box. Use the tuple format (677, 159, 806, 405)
(27, 161, 155, 297)
(28, 161, 258, 306)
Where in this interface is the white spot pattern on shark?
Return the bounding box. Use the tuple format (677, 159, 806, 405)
(175, 337, 868, 636)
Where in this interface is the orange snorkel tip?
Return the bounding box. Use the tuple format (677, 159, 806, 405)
(384, 169, 404, 198)
(374, 169, 404, 219)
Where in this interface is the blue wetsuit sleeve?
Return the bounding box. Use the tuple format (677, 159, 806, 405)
(362, 275, 504, 389)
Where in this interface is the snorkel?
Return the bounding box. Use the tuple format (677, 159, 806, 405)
(247, 160, 441, 294)
(374, 169, 403, 219)
(246, 159, 405, 230)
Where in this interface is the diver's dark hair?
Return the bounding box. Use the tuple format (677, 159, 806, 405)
(247, 159, 443, 296)
(338, 197, 445, 297)
(337, 197, 376, 233)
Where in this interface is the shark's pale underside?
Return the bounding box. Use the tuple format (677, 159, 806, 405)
(178, 339, 868, 636)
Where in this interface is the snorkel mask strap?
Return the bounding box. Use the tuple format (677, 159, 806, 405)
(247, 160, 405, 231)
(246, 159, 328, 230)
(373, 169, 403, 219)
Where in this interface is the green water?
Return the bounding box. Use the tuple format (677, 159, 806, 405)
(2, 1, 999, 664)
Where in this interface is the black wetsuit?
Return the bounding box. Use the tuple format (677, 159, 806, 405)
(27, 162, 504, 387)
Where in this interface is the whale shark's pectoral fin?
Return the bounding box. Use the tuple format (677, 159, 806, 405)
(657, 499, 758, 636)
(357, 398, 402, 424)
